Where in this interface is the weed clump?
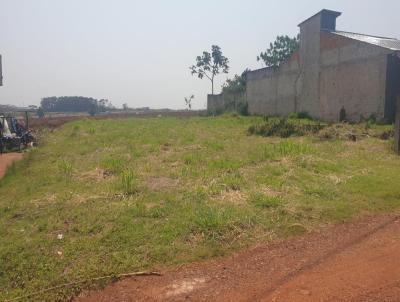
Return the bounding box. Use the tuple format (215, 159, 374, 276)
(70, 125, 80, 137)
(119, 169, 138, 195)
(249, 192, 281, 208)
(193, 205, 255, 241)
(378, 129, 394, 140)
(58, 160, 73, 178)
(277, 140, 312, 156)
(258, 140, 313, 162)
(101, 157, 124, 174)
(288, 111, 313, 120)
(248, 118, 324, 138)
(250, 117, 393, 141)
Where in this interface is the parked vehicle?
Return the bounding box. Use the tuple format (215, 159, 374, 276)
(0, 114, 35, 153)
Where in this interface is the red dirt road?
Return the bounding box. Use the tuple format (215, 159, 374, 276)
(75, 215, 400, 302)
(0, 153, 23, 179)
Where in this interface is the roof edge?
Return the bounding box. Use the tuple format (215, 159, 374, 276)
(325, 30, 400, 51)
(298, 9, 342, 27)
(323, 29, 398, 41)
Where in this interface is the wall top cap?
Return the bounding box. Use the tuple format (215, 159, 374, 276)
(298, 9, 342, 27)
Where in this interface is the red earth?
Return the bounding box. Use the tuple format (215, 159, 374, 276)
(75, 214, 400, 302)
(0, 152, 23, 179)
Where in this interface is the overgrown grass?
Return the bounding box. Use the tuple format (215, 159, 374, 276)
(1, 116, 399, 301)
(248, 117, 325, 138)
(249, 192, 281, 208)
(58, 159, 73, 178)
(119, 169, 138, 195)
(248, 117, 394, 141)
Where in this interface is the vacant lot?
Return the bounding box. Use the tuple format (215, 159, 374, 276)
(1, 116, 399, 301)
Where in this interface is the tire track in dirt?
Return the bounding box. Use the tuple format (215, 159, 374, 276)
(262, 216, 400, 302)
(256, 216, 399, 301)
(75, 215, 400, 302)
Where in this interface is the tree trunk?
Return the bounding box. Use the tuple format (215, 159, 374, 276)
(211, 79, 214, 95)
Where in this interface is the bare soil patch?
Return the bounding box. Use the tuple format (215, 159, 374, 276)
(75, 214, 400, 302)
(0, 153, 23, 179)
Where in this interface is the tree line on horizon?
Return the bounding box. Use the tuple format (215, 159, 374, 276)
(40, 96, 115, 115)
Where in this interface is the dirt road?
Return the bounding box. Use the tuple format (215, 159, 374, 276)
(75, 215, 400, 302)
(0, 153, 23, 179)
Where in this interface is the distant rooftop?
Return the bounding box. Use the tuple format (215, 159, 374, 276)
(328, 30, 400, 51)
(298, 9, 342, 27)
(298, 9, 400, 51)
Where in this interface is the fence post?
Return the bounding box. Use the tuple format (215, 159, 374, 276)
(395, 96, 400, 155)
(25, 111, 29, 130)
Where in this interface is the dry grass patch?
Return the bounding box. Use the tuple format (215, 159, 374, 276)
(147, 177, 179, 191)
(217, 190, 247, 205)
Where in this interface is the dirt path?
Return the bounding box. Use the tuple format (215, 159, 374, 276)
(75, 215, 400, 302)
(0, 153, 23, 179)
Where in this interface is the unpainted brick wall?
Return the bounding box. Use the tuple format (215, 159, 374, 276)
(395, 96, 400, 154)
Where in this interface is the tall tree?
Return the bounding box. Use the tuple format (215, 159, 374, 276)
(190, 45, 229, 95)
(257, 35, 299, 68)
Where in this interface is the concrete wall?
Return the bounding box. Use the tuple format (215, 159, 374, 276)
(207, 94, 224, 113)
(246, 25, 392, 122)
(395, 97, 400, 154)
(385, 53, 400, 122)
(207, 92, 247, 114)
(297, 13, 322, 117)
(318, 32, 390, 121)
(247, 55, 300, 116)
(246, 12, 323, 118)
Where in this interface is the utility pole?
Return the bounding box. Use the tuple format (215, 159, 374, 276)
(395, 96, 400, 155)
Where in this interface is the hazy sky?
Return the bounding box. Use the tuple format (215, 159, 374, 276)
(1, 0, 399, 109)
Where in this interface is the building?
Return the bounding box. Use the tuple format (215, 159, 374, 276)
(246, 9, 400, 122)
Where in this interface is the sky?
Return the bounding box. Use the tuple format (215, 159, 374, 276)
(1, 0, 399, 110)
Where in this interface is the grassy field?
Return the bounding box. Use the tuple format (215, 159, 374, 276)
(1, 116, 400, 301)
